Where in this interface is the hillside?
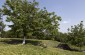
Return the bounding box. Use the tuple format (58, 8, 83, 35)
(0, 38, 85, 55)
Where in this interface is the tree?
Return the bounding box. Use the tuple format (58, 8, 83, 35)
(67, 21, 85, 50)
(54, 32, 68, 43)
(0, 10, 5, 37)
(1, 0, 61, 44)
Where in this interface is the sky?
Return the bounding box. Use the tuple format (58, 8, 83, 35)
(0, 0, 85, 32)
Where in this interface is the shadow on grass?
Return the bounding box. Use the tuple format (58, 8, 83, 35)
(56, 43, 80, 52)
(0, 39, 41, 46)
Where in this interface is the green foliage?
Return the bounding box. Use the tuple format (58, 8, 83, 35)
(0, 11, 5, 37)
(54, 32, 68, 43)
(67, 21, 85, 50)
(1, 0, 61, 41)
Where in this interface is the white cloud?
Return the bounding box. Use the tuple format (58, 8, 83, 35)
(62, 21, 70, 24)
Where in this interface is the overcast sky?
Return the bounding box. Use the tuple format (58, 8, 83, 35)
(0, 0, 85, 32)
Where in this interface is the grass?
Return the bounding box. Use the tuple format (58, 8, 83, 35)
(0, 38, 85, 55)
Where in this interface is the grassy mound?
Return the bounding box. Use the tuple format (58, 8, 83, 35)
(0, 38, 85, 55)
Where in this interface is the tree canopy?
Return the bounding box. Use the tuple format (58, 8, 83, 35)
(1, 0, 61, 44)
(0, 10, 5, 37)
(67, 21, 85, 50)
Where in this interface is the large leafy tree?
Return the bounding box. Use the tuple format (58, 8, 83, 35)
(1, 0, 61, 44)
(67, 21, 85, 50)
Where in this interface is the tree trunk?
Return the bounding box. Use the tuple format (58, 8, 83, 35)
(80, 46, 82, 51)
(22, 36, 26, 45)
(22, 27, 26, 45)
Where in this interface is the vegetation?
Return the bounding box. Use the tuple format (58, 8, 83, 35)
(0, 11, 5, 38)
(0, 0, 85, 55)
(1, 0, 61, 44)
(67, 21, 85, 50)
(0, 38, 85, 55)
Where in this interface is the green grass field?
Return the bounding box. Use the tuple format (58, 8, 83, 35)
(0, 38, 85, 55)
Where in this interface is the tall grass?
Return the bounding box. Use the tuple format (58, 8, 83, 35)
(0, 38, 85, 55)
